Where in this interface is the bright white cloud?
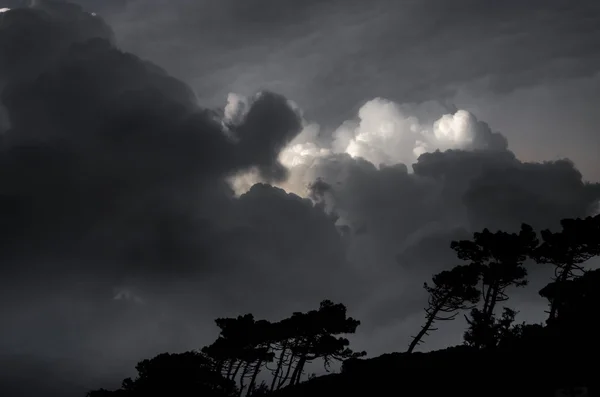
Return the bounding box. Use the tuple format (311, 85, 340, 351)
(279, 123, 330, 168)
(433, 110, 477, 146)
(226, 167, 262, 197)
(227, 94, 504, 197)
(0, 8, 10, 13)
(333, 99, 495, 168)
(223, 92, 249, 126)
(333, 98, 427, 167)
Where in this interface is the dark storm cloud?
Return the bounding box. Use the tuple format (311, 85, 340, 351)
(0, 8, 356, 364)
(0, 4, 356, 395)
(464, 159, 597, 230)
(0, 4, 303, 277)
(310, 150, 599, 279)
(212, 183, 358, 315)
(0, 1, 114, 85)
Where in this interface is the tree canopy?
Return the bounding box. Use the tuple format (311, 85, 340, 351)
(88, 214, 600, 397)
(89, 300, 364, 397)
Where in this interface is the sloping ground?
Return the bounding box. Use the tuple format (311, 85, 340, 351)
(273, 345, 597, 397)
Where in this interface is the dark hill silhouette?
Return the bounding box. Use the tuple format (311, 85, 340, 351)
(88, 215, 600, 397)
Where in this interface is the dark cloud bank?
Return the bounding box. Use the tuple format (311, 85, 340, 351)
(0, 2, 599, 397)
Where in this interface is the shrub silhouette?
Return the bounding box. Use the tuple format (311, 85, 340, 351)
(87, 351, 237, 397)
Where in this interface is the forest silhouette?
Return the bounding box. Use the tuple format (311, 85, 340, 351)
(89, 214, 600, 397)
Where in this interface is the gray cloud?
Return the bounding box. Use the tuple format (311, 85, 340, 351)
(77, 0, 600, 180)
(90, 1, 600, 110)
(0, 1, 114, 86)
(0, 4, 336, 394)
(1, 1, 600, 397)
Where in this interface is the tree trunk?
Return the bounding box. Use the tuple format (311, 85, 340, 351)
(246, 359, 263, 397)
(482, 282, 492, 315)
(478, 283, 499, 350)
(407, 295, 451, 354)
(486, 282, 500, 318)
(238, 362, 250, 397)
(290, 354, 306, 386)
(549, 262, 573, 321)
(407, 310, 438, 353)
(226, 359, 235, 379)
(271, 342, 288, 391)
(295, 356, 307, 385)
(290, 357, 304, 385)
(231, 360, 243, 382)
(277, 353, 296, 390)
(216, 359, 224, 375)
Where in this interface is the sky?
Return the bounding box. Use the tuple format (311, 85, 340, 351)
(1, 1, 599, 396)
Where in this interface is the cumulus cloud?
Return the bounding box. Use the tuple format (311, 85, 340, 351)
(330, 98, 507, 168)
(230, 95, 510, 198)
